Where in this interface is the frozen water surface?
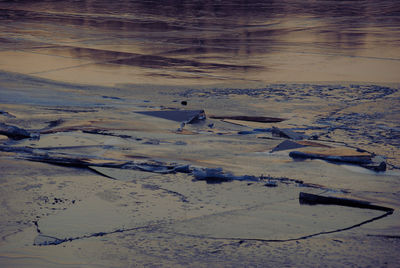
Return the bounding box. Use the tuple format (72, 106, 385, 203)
(0, 1, 400, 267)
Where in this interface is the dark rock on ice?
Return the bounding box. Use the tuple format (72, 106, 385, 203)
(299, 192, 394, 212)
(0, 122, 39, 140)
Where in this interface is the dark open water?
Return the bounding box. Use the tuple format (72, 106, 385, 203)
(0, 0, 399, 84)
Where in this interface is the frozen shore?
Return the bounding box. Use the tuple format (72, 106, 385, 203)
(1, 71, 400, 267)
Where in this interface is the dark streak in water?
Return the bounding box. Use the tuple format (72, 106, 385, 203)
(109, 54, 261, 71)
